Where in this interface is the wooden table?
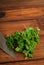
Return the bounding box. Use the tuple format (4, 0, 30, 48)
(0, 0, 44, 65)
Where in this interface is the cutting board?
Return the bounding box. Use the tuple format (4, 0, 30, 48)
(0, 0, 44, 65)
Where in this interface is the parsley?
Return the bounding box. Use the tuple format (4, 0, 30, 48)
(6, 27, 40, 58)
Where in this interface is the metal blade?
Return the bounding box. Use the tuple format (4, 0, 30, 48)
(0, 32, 15, 58)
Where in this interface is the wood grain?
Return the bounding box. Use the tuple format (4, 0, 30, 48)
(0, 0, 44, 10)
(0, 0, 44, 65)
(0, 8, 44, 22)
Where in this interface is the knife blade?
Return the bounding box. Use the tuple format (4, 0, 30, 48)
(0, 32, 15, 58)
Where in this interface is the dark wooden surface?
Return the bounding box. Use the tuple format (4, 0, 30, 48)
(0, 0, 44, 65)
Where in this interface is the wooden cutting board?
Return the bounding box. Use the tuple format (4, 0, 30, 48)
(0, 0, 44, 65)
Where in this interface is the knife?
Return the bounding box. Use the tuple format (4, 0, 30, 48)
(0, 32, 15, 58)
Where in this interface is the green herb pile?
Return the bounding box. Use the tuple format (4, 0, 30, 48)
(5, 27, 40, 58)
